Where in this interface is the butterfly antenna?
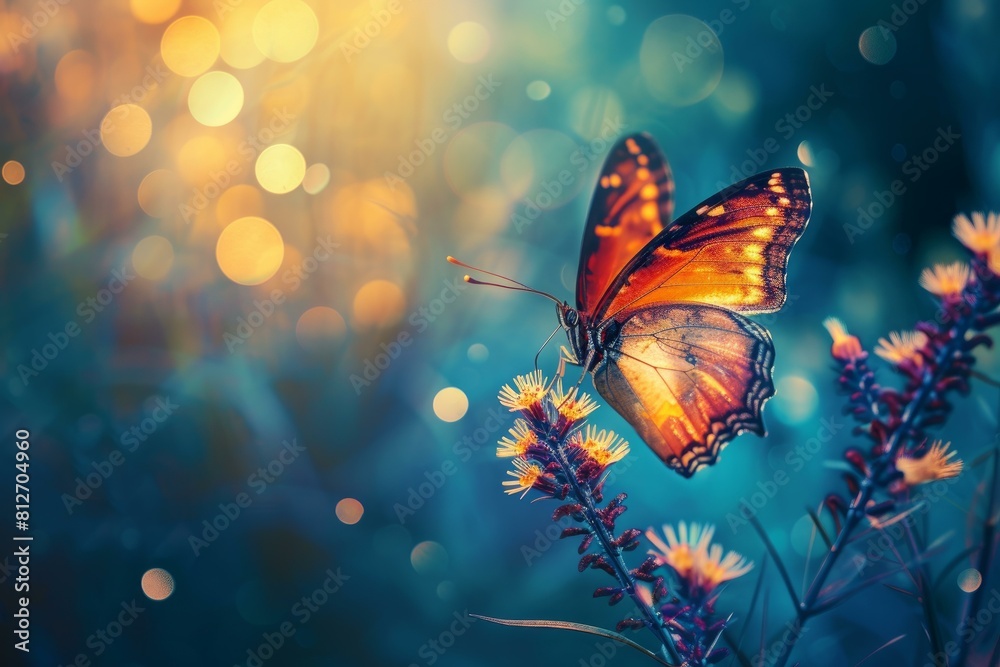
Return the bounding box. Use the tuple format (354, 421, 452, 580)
(446, 256, 563, 306)
(533, 324, 561, 372)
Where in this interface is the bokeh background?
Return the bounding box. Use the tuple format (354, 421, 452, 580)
(1, 0, 999, 665)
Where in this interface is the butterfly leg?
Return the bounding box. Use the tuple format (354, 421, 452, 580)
(555, 348, 595, 410)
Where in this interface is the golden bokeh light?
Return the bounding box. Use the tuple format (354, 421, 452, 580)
(958, 568, 982, 593)
(335, 498, 364, 525)
(161, 16, 221, 77)
(130, 0, 182, 24)
(410, 541, 449, 575)
(188, 71, 244, 127)
(448, 21, 491, 63)
(101, 104, 153, 157)
(216, 216, 285, 285)
(54, 50, 97, 103)
(2, 160, 25, 185)
(141, 568, 175, 601)
(252, 0, 319, 63)
(433, 387, 469, 422)
(132, 235, 175, 281)
(302, 163, 330, 195)
(220, 4, 266, 69)
(138, 169, 184, 218)
(175, 134, 232, 185)
(296, 306, 347, 351)
(217, 184, 264, 225)
(255, 144, 306, 194)
(352, 280, 407, 329)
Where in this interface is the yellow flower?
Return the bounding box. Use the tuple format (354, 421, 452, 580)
(919, 262, 970, 298)
(953, 211, 1000, 254)
(823, 317, 863, 362)
(896, 441, 963, 486)
(699, 544, 755, 591)
(573, 425, 630, 467)
(502, 458, 546, 499)
(874, 330, 928, 367)
(496, 420, 537, 458)
(498, 370, 548, 411)
(646, 522, 751, 594)
(550, 381, 599, 421)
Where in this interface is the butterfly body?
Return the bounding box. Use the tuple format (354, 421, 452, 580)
(558, 133, 811, 477)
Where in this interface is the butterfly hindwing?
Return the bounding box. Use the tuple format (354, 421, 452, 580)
(594, 168, 811, 323)
(576, 133, 675, 314)
(592, 303, 775, 477)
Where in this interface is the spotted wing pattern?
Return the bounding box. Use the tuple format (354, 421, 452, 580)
(576, 133, 675, 315)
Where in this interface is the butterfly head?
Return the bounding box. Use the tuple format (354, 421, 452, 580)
(557, 304, 591, 367)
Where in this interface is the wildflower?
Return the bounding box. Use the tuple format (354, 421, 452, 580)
(573, 425, 630, 467)
(498, 370, 548, 411)
(496, 419, 537, 458)
(502, 458, 548, 499)
(874, 330, 928, 367)
(699, 543, 755, 592)
(646, 522, 752, 595)
(919, 261, 970, 298)
(896, 441, 963, 486)
(823, 317, 863, 362)
(953, 211, 1000, 254)
(550, 381, 599, 422)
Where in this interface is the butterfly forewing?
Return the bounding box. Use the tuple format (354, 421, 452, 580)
(576, 133, 675, 314)
(594, 168, 811, 324)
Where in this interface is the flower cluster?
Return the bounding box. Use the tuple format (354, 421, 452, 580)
(495, 371, 751, 665)
(821, 212, 1000, 523)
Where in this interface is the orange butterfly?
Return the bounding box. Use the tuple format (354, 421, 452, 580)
(456, 133, 811, 477)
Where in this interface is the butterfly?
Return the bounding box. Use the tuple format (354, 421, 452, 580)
(452, 133, 811, 477)
(555, 133, 811, 477)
